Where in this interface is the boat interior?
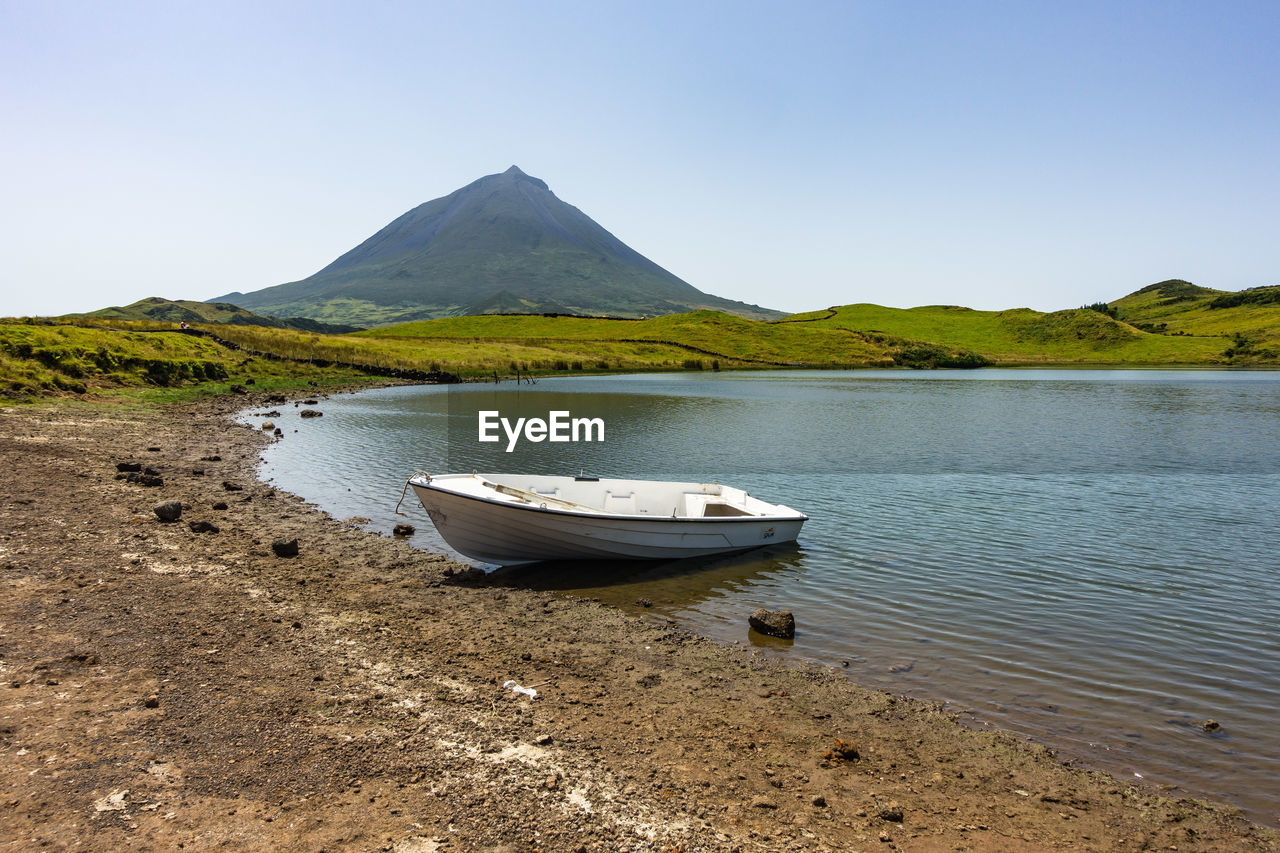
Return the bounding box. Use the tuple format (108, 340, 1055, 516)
(421, 473, 800, 520)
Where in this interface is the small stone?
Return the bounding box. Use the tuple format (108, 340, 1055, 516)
(750, 795, 778, 809)
(748, 607, 795, 639)
(200, 455, 222, 462)
(153, 501, 182, 523)
(300, 409, 323, 418)
(812, 795, 827, 808)
(212, 501, 228, 510)
(188, 520, 219, 534)
(115, 461, 142, 473)
(143, 694, 160, 709)
(392, 523, 415, 536)
(824, 738, 859, 761)
(635, 598, 653, 608)
(230, 385, 248, 395)
(191, 468, 205, 476)
(222, 481, 243, 491)
(271, 539, 299, 558)
(1203, 719, 1221, 732)
(261, 421, 275, 431)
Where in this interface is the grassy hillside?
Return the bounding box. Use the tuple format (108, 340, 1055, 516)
(783, 303, 1235, 364)
(1108, 280, 1280, 361)
(0, 320, 363, 403)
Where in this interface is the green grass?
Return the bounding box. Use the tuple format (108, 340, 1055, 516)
(9, 280, 1278, 406)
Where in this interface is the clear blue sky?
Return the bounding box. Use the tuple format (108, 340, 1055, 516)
(2, 0, 1276, 317)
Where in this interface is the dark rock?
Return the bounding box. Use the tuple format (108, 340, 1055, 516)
(200, 455, 222, 462)
(147, 446, 162, 452)
(750, 795, 778, 809)
(392, 523, 415, 536)
(188, 520, 219, 534)
(212, 501, 228, 510)
(115, 461, 142, 473)
(1203, 719, 1221, 732)
(222, 481, 243, 491)
(144, 466, 161, 476)
(266, 394, 287, 404)
(273, 428, 283, 437)
(230, 385, 248, 395)
(635, 598, 653, 608)
(271, 538, 299, 558)
(192, 468, 205, 476)
(637, 673, 662, 688)
(153, 501, 182, 522)
(244, 377, 255, 385)
(878, 801, 904, 822)
(143, 694, 160, 709)
(128, 472, 164, 486)
(812, 795, 827, 808)
(748, 607, 796, 639)
(300, 409, 323, 418)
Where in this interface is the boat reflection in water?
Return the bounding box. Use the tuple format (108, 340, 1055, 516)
(485, 541, 808, 622)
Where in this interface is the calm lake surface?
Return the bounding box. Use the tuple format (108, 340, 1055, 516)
(250, 369, 1280, 824)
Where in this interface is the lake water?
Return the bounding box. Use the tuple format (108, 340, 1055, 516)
(250, 369, 1280, 825)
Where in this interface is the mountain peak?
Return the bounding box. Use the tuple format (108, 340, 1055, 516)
(213, 168, 783, 326)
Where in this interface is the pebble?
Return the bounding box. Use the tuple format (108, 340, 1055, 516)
(153, 500, 182, 523)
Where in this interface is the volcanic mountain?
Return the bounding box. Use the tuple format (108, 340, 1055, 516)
(214, 166, 782, 327)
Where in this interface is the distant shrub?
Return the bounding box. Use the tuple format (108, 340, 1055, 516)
(892, 345, 990, 369)
(1081, 302, 1118, 319)
(1208, 287, 1280, 310)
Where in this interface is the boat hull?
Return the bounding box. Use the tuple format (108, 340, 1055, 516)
(409, 478, 805, 565)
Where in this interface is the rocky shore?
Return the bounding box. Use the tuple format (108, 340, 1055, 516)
(1, 392, 1275, 851)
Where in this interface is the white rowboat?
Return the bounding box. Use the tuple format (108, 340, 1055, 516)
(406, 472, 807, 566)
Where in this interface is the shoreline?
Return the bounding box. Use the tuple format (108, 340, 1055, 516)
(1, 391, 1276, 851)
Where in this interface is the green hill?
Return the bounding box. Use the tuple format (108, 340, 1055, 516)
(781, 301, 1233, 363)
(71, 297, 361, 334)
(1108, 279, 1280, 361)
(213, 166, 782, 326)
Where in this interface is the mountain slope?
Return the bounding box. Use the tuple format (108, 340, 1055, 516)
(214, 166, 782, 326)
(71, 297, 361, 333)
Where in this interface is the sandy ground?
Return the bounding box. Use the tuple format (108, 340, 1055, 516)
(1, 391, 1276, 852)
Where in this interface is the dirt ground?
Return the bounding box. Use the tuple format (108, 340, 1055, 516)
(1, 391, 1276, 852)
